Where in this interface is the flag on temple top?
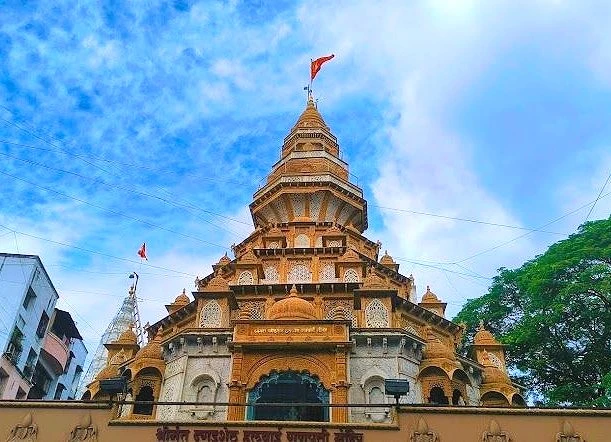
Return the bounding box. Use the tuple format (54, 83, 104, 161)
(311, 54, 335, 81)
(137, 243, 148, 260)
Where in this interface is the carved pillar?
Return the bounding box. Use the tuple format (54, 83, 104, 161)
(228, 347, 246, 421)
(332, 381, 350, 423)
(332, 346, 349, 423)
(227, 381, 245, 421)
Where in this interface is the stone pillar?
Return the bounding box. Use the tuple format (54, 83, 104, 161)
(227, 347, 245, 421)
(227, 381, 245, 420)
(332, 346, 349, 423)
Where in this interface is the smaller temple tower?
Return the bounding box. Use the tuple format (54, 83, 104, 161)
(473, 321, 525, 406)
(77, 277, 145, 398)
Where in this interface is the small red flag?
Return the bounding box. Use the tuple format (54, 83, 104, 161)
(311, 54, 335, 81)
(137, 243, 148, 260)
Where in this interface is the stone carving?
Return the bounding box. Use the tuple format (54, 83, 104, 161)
(68, 414, 97, 441)
(237, 271, 254, 285)
(294, 233, 309, 248)
(200, 301, 222, 328)
(263, 266, 279, 283)
(327, 239, 342, 247)
(556, 421, 584, 442)
(238, 301, 265, 320)
(310, 193, 323, 219)
(6, 413, 37, 441)
(365, 299, 389, 328)
(291, 194, 305, 217)
(319, 263, 336, 282)
(410, 417, 438, 442)
(343, 268, 359, 283)
(287, 260, 312, 283)
(482, 419, 511, 442)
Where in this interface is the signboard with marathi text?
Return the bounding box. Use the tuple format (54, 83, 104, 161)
(156, 426, 364, 442)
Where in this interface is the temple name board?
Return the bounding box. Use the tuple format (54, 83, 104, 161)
(234, 323, 348, 344)
(156, 426, 364, 442)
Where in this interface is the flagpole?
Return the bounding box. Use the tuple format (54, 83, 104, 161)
(309, 58, 313, 99)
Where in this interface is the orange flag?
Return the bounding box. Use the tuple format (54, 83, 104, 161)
(137, 243, 148, 260)
(311, 54, 335, 81)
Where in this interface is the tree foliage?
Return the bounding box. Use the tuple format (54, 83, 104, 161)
(454, 218, 611, 406)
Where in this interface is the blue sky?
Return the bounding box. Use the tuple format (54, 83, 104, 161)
(1, 0, 610, 353)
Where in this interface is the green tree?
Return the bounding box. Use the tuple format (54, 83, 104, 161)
(454, 218, 611, 406)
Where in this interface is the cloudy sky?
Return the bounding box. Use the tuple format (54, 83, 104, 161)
(1, 0, 610, 359)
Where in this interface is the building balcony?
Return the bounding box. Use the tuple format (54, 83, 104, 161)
(40, 332, 69, 375)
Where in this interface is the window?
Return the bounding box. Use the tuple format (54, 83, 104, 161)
(237, 271, 254, 285)
(24, 349, 37, 379)
(36, 311, 49, 338)
(365, 299, 389, 328)
(294, 234, 309, 248)
(73, 365, 83, 387)
(23, 287, 36, 309)
(287, 262, 311, 283)
(133, 386, 154, 415)
(0, 368, 8, 396)
(343, 268, 359, 283)
(64, 352, 74, 374)
(7, 327, 23, 363)
(200, 301, 222, 328)
(319, 263, 335, 282)
(54, 383, 66, 400)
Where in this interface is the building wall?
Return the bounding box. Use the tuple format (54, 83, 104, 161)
(0, 402, 610, 442)
(157, 338, 232, 422)
(0, 255, 59, 399)
(0, 254, 87, 400)
(348, 333, 421, 423)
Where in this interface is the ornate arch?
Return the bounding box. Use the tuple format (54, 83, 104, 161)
(244, 355, 334, 390)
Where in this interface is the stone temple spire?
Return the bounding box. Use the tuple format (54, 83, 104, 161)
(249, 98, 368, 231)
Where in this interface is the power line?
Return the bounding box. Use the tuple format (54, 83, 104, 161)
(0, 138, 254, 187)
(0, 150, 251, 234)
(0, 168, 231, 251)
(0, 112, 252, 238)
(0, 221, 198, 278)
(584, 171, 611, 222)
(453, 190, 611, 264)
(372, 204, 568, 235)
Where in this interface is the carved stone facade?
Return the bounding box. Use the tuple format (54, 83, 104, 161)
(83, 96, 523, 424)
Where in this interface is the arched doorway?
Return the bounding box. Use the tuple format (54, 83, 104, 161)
(247, 371, 329, 422)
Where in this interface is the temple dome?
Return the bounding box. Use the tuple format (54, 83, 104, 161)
(421, 286, 441, 303)
(422, 330, 456, 361)
(203, 274, 230, 292)
(267, 285, 317, 320)
(95, 364, 119, 380)
(380, 250, 396, 266)
(474, 321, 501, 346)
(217, 252, 231, 266)
(114, 327, 137, 345)
(173, 289, 190, 305)
(134, 331, 163, 361)
(292, 97, 328, 130)
(480, 352, 511, 384)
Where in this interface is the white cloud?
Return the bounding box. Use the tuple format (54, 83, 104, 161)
(298, 0, 611, 316)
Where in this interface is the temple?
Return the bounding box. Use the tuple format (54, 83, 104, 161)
(83, 96, 525, 423)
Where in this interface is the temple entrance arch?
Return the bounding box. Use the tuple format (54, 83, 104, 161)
(247, 371, 329, 422)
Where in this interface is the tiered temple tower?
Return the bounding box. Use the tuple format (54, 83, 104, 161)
(84, 97, 524, 422)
